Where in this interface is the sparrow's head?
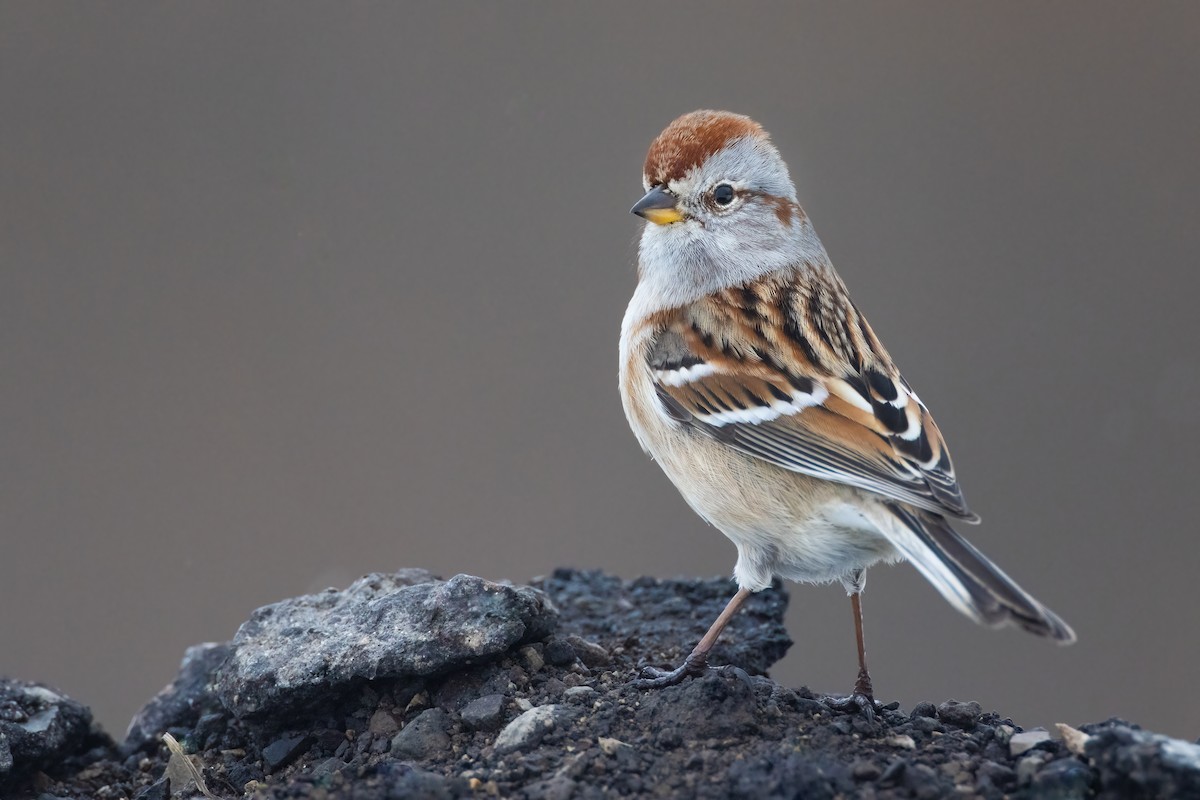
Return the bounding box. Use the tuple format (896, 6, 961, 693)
(631, 110, 826, 305)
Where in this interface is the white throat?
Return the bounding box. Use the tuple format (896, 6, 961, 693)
(628, 214, 830, 327)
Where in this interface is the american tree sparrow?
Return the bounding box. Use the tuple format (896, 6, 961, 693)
(620, 110, 1074, 714)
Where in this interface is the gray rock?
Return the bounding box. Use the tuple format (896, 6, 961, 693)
(562, 686, 596, 703)
(0, 679, 97, 792)
(391, 708, 451, 760)
(125, 642, 230, 751)
(1085, 720, 1200, 797)
(936, 699, 982, 729)
(542, 638, 576, 666)
(493, 704, 573, 754)
(565, 635, 610, 667)
(460, 694, 506, 731)
(215, 571, 558, 718)
(262, 733, 313, 772)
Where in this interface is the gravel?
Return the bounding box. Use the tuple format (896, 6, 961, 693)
(5, 567, 1198, 799)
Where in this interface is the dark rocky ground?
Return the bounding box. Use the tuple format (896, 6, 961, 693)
(4, 569, 1199, 799)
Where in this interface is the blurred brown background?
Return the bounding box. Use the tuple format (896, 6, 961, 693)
(3, 3, 1198, 740)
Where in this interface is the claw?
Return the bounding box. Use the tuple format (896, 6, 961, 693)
(632, 653, 712, 689)
(826, 691, 883, 722)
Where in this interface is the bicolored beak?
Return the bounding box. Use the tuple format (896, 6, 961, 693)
(631, 186, 685, 225)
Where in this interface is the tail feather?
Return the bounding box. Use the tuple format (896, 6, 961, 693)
(883, 503, 1076, 644)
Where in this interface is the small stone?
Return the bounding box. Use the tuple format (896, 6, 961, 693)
(1010, 728, 1053, 757)
(515, 698, 533, 712)
(461, 695, 506, 732)
(493, 705, 572, 754)
(261, 733, 312, 772)
(1056, 722, 1091, 756)
(367, 709, 399, 736)
(885, 734, 916, 750)
(566, 635, 611, 667)
(519, 646, 544, 673)
(391, 708, 451, 760)
(853, 760, 882, 781)
(563, 686, 596, 704)
(543, 639, 577, 666)
(937, 699, 982, 729)
(910, 701, 937, 719)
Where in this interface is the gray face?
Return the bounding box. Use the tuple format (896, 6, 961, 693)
(635, 137, 827, 311)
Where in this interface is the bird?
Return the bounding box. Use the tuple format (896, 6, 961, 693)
(618, 110, 1074, 714)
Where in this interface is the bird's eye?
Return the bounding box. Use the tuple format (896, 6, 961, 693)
(713, 183, 736, 206)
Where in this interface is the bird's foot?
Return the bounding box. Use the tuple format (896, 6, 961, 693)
(825, 669, 882, 721)
(632, 652, 713, 689)
(826, 691, 883, 722)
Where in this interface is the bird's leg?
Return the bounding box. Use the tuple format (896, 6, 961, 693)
(634, 586, 751, 689)
(828, 570, 882, 719)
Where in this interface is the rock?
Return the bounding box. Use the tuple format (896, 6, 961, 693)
(367, 709, 400, 736)
(885, 734, 916, 750)
(1010, 728, 1053, 756)
(910, 701, 937, 719)
(565, 635, 610, 667)
(493, 705, 572, 754)
(391, 708, 451, 760)
(936, 699, 982, 729)
(542, 638, 576, 666)
(1083, 719, 1200, 798)
(519, 645, 544, 673)
(215, 571, 558, 718)
(125, 642, 230, 751)
(261, 733, 312, 772)
(0, 679, 98, 792)
(460, 694, 506, 732)
(1057, 721, 1092, 756)
(562, 686, 595, 703)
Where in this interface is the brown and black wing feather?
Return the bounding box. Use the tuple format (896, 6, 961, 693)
(648, 270, 978, 523)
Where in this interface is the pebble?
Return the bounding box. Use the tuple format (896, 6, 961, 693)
(543, 638, 577, 666)
(563, 686, 596, 703)
(367, 709, 399, 736)
(494, 705, 571, 754)
(261, 733, 312, 772)
(937, 700, 982, 729)
(885, 734, 916, 750)
(910, 702, 937, 719)
(566, 636, 611, 667)
(391, 708, 451, 760)
(460, 694, 506, 732)
(519, 645, 545, 673)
